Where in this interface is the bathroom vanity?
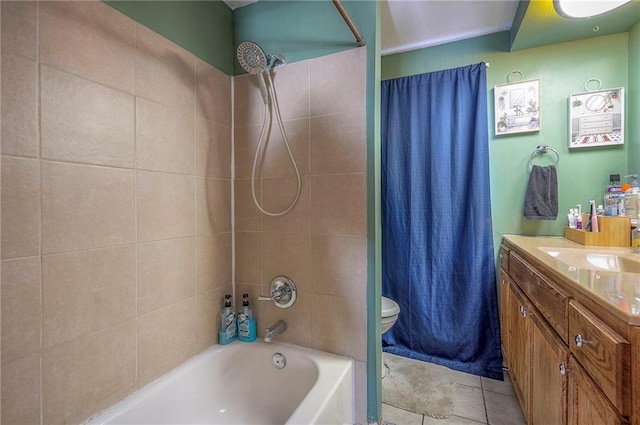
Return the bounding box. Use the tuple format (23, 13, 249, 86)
(500, 235, 640, 425)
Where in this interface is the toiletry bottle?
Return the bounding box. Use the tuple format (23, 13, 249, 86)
(632, 227, 640, 253)
(625, 175, 640, 222)
(219, 294, 236, 345)
(237, 293, 256, 342)
(576, 213, 583, 229)
(589, 200, 599, 233)
(624, 192, 639, 220)
(568, 208, 577, 228)
(618, 194, 626, 216)
(605, 174, 622, 216)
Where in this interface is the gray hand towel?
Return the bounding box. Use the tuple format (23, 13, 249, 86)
(523, 165, 558, 220)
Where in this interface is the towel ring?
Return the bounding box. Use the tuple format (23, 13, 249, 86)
(528, 145, 559, 170)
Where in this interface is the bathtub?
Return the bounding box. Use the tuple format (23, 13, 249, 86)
(86, 340, 354, 425)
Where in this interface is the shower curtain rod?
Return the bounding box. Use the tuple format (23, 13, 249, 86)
(332, 0, 366, 47)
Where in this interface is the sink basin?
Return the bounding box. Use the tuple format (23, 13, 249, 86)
(538, 247, 640, 273)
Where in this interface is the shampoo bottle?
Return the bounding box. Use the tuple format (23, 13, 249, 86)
(219, 294, 236, 345)
(237, 293, 256, 342)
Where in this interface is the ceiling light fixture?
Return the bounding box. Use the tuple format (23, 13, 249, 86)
(553, 0, 631, 18)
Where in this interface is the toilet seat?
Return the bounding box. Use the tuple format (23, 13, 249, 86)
(382, 296, 400, 318)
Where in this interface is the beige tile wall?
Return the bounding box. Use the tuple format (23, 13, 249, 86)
(2, 2, 369, 424)
(233, 47, 368, 422)
(0, 2, 232, 424)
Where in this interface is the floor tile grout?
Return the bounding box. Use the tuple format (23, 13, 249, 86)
(480, 378, 490, 424)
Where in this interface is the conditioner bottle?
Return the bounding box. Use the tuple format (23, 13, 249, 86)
(238, 293, 256, 342)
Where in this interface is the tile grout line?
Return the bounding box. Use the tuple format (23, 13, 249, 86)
(133, 21, 139, 391)
(36, 2, 45, 424)
(192, 54, 199, 349)
(36, 0, 45, 422)
(480, 375, 490, 424)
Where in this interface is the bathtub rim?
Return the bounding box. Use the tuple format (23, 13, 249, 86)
(83, 339, 354, 425)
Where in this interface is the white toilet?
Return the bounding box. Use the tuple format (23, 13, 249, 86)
(381, 296, 400, 334)
(381, 296, 400, 379)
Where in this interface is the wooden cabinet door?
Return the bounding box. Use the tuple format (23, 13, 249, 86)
(499, 269, 510, 357)
(569, 300, 630, 416)
(531, 308, 569, 425)
(568, 356, 628, 425)
(508, 282, 532, 422)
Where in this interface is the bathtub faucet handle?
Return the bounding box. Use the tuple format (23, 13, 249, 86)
(258, 276, 297, 309)
(258, 291, 282, 302)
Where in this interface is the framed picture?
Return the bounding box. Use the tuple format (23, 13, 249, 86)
(568, 87, 624, 148)
(494, 79, 540, 135)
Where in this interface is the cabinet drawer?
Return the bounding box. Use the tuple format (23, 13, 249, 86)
(568, 356, 628, 425)
(499, 245, 509, 272)
(569, 301, 630, 416)
(510, 252, 569, 342)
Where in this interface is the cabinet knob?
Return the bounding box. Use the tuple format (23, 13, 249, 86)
(499, 254, 504, 260)
(559, 362, 569, 376)
(574, 334, 588, 348)
(519, 305, 527, 318)
(501, 279, 506, 285)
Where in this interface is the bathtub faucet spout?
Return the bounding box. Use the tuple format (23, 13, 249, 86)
(264, 320, 287, 342)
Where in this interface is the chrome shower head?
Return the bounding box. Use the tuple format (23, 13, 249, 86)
(237, 41, 267, 75)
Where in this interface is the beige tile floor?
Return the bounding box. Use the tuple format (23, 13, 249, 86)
(381, 355, 526, 425)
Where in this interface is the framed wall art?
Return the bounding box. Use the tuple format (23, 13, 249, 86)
(568, 87, 624, 148)
(494, 79, 540, 136)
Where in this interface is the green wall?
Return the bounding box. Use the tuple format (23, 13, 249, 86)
(629, 21, 640, 173)
(233, 0, 369, 74)
(234, 1, 381, 421)
(383, 32, 630, 243)
(104, 0, 234, 75)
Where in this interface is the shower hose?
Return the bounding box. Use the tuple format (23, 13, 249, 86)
(251, 69, 301, 217)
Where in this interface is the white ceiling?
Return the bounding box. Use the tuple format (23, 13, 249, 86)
(381, 0, 520, 55)
(223, 0, 258, 9)
(223, 0, 520, 56)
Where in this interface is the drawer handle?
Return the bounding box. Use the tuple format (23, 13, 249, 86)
(574, 334, 589, 348)
(559, 362, 570, 376)
(501, 279, 506, 285)
(520, 305, 527, 318)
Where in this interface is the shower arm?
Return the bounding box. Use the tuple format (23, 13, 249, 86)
(332, 0, 366, 47)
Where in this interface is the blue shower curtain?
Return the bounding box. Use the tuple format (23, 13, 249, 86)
(381, 63, 503, 380)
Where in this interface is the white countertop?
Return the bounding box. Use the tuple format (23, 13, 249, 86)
(503, 235, 640, 324)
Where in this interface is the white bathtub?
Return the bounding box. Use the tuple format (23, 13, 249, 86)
(86, 340, 354, 425)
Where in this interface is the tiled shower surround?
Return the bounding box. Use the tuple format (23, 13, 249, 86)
(1, 2, 368, 424)
(234, 47, 368, 422)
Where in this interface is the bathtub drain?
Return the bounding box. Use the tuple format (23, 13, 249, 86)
(272, 353, 286, 369)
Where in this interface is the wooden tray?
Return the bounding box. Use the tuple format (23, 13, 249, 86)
(565, 215, 631, 247)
